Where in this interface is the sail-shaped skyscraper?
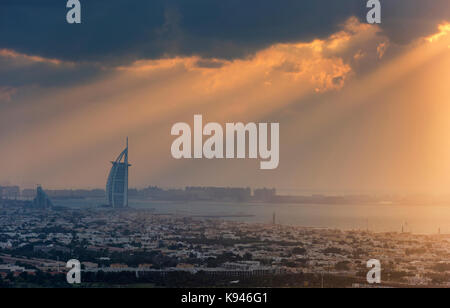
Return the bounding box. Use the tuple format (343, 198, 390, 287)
(106, 138, 130, 208)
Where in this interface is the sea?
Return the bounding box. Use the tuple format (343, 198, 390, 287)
(53, 198, 450, 235)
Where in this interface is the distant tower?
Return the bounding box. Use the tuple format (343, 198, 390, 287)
(106, 138, 131, 208)
(33, 186, 53, 209)
(272, 212, 276, 225)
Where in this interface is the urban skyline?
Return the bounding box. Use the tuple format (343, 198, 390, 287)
(1, 0, 450, 290)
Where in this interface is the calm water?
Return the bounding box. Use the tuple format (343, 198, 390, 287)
(55, 198, 450, 235)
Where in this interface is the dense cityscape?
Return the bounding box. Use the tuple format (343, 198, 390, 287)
(1, 142, 450, 288)
(1, 195, 450, 288)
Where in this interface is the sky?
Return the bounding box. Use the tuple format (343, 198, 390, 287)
(0, 0, 450, 194)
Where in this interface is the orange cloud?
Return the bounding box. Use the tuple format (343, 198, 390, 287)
(427, 23, 450, 43)
(377, 42, 389, 59)
(0, 49, 70, 66)
(118, 18, 383, 97)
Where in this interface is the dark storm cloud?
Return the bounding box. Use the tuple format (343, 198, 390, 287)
(380, 1, 450, 44)
(0, 0, 449, 65)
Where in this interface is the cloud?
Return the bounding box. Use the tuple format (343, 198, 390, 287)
(195, 59, 227, 69)
(0, 48, 106, 88)
(0, 86, 17, 102)
(0, 18, 393, 188)
(1, 0, 448, 65)
(427, 23, 450, 43)
(378, 1, 450, 44)
(0, 49, 65, 65)
(377, 42, 389, 59)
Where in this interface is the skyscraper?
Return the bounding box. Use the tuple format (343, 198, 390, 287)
(106, 138, 130, 208)
(33, 186, 53, 209)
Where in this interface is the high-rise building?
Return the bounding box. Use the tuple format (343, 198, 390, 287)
(33, 186, 53, 209)
(253, 188, 276, 202)
(0, 186, 20, 200)
(106, 138, 130, 208)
